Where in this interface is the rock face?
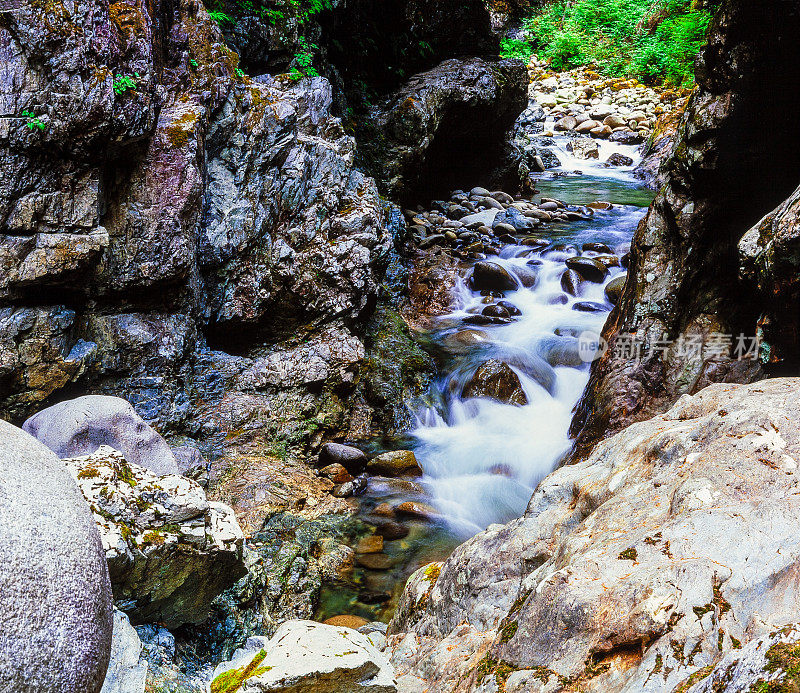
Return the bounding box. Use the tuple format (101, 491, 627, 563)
(361, 57, 528, 201)
(64, 445, 246, 629)
(0, 0, 418, 453)
(209, 621, 397, 692)
(0, 420, 113, 693)
(739, 181, 800, 367)
(569, 0, 800, 459)
(23, 395, 179, 475)
(387, 379, 800, 692)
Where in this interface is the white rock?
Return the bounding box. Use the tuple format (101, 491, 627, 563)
(100, 610, 147, 693)
(209, 620, 397, 692)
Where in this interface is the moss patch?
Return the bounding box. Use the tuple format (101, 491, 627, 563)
(210, 649, 272, 693)
(673, 664, 713, 693)
(749, 638, 800, 692)
(618, 547, 638, 561)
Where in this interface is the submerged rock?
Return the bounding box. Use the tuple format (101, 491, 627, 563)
(65, 446, 245, 629)
(463, 360, 527, 406)
(209, 621, 397, 692)
(0, 420, 113, 693)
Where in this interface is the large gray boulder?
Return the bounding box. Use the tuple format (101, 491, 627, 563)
(387, 379, 800, 692)
(23, 395, 179, 475)
(0, 419, 113, 693)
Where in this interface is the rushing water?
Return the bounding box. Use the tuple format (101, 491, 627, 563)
(410, 138, 654, 536)
(315, 134, 656, 624)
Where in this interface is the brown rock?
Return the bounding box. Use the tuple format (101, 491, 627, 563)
(356, 552, 394, 570)
(462, 359, 528, 406)
(323, 615, 370, 629)
(318, 463, 353, 484)
(395, 501, 441, 521)
(373, 502, 395, 518)
(367, 450, 423, 477)
(355, 535, 385, 554)
(374, 520, 409, 540)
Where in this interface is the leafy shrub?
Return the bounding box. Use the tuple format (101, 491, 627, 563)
(208, 9, 235, 25)
(513, 0, 717, 86)
(21, 110, 45, 131)
(112, 73, 139, 95)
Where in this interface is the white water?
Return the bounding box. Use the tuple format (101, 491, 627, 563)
(410, 142, 650, 536)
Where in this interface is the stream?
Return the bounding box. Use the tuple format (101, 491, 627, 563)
(317, 125, 655, 623)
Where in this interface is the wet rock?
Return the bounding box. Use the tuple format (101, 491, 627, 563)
(367, 451, 423, 477)
(318, 443, 368, 474)
(565, 256, 609, 283)
(373, 503, 395, 518)
(604, 275, 627, 305)
(375, 521, 410, 541)
(333, 473, 369, 498)
(572, 301, 607, 313)
(210, 621, 397, 692)
(0, 420, 113, 693)
(586, 201, 614, 211)
(497, 301, 521, 316)
(606, 152, 634, 166)
(482, 304, 511, 319)
(592, 254, 621, 269)
(582, 242, 612, 253)
(463, 360, 527, 406)
(64, 445, 245, 628)
(395, 501, 442, 521)
(470, 261, 518, 291)
(22, 395, 178, 476)
(560, 269, 583, 296)
(568, 138, 600, 160)
(319, 463, 354, 484)
(511, 265, 539, 288)
(537, 336, 584, 368)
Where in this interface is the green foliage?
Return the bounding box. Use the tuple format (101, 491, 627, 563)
(112, 73, 139, 95)
(208, 9, 235, 25)
(289, 35, 319, 80)
(513, 0, 717, 86)
(21, 110, 46, 131)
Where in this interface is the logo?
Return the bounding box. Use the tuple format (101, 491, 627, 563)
(578, 330, 608, 363)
